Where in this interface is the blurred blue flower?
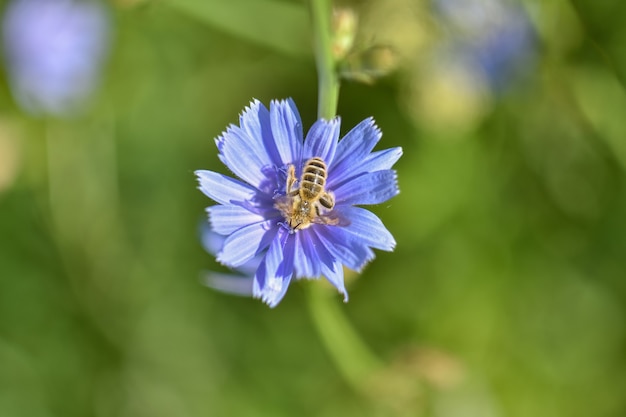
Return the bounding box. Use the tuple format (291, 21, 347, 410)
(196, 99, 401, 307)
(434, 0, 536, 91)
(2, 0, 112, 116)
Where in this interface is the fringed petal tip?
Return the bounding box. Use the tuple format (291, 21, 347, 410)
(240, 98, 263, 116)
(270, 97, 295, 108)
(253, 276, 290, 308)
(326, 276, 349, 303)
(339, 288, 349, 303)
(318, 115, 341, 124)
(238, 99, 270, 133)
(361, 116, 382, 140)
(392, 170, 400, 196)
(342, 116, 382, 149)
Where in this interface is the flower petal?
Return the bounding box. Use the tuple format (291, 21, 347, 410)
(217, 219, 278, 268)
(239, 99, 287, 168)
(200, 225, 263, 275)
(270, 98, 303, 165)
(361, 147, 403, 175)
(293, 232, 322, 278)
(321, 260, 347, 302)
(200, 222, 225, 255)
(330, 147, 402, 190)
(207, 205, 266, 235)
(334, 206, 396, 251)
(195, 170, 257, 205)
(197, 102, 401, 307)
(328, 117, 381, 187)
(313, 225, 374, 272)
(304, 229, 347, 301)
(302, 118, 340, 164)
(253, 231, 295, 307)
(334, 170, 399, 205)
(216, 125, 270, 189)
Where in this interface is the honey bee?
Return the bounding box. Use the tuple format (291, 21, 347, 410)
(276, 157, 340, 231)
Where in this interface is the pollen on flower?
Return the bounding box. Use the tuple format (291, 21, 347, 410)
(196, 98, 401, 307)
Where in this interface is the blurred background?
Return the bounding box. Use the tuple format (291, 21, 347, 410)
(1, 0, 625, 416)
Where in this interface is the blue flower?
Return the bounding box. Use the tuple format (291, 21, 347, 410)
(2, 0, 112, 117)
(199, 223, 260, 297)
(196, 99, 401, 307)
(433, 0, 536, 92)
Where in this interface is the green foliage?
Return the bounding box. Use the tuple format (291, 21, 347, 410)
(162, 0, 310, 58)
(1, 1, 626, 416)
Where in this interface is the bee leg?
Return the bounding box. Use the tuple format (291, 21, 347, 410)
(286, 164, 298, 196)
(319, 192, 335, 209)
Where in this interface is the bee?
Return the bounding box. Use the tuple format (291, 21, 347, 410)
(276, 157, 340, 231)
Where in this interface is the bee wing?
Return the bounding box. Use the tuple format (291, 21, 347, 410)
(313, 210, 350, 227)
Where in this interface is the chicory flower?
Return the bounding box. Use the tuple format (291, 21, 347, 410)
(434, 0, 535, 91)
(2, 0, 112, 116)
(196, 99, 401, 307)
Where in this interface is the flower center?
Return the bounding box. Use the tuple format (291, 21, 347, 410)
(274, 159, 339, 232)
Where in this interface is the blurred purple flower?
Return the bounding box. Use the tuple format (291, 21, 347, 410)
(2, 0, 112, 116)
(434, 0, 535, 91)
(196, 98, 401, 307)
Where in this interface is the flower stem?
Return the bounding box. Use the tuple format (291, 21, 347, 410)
(307, 284, 382, 391)
(308, 0, 381, 392)
(310, 0, 340, 120)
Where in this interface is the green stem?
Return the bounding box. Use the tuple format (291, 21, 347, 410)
(310, 0, 340, 119)
(307, 284, 382, 391)
(308, 0, 381, 392)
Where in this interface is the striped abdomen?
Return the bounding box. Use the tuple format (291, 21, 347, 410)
(300, 157, 328, 201)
